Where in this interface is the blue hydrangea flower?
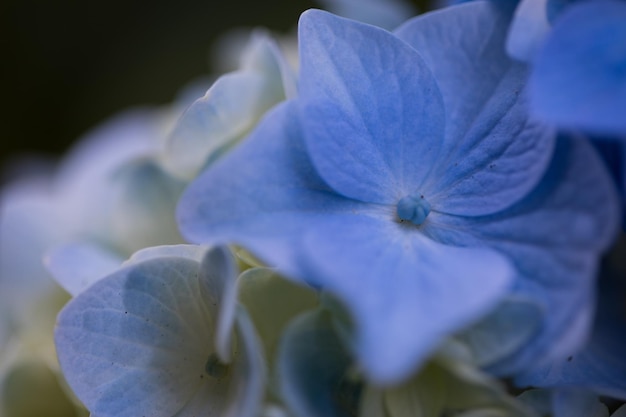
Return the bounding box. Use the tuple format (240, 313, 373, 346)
(177, 3, 618, 384)
(54, 245, 265, 417)
(528, 0, 626, 136)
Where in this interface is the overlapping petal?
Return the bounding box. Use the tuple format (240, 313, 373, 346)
(54, 247, 263, 417)
(45, 241, 123, 296)
(82, 159, 186, 255)
(177, 4, 608, 384)
(516, 261, 626, 400)
(177, 102, 373, 276)
(298, 10, 446, 205)
(165, 33, 292, 180)
(395, 1, 556, 216)
(506, 0, 551, 61)
(178, 100, 513, 383)
(529, 0, 626, 136)
(425, 136, 620, 373)
(299, 217, 512, 383)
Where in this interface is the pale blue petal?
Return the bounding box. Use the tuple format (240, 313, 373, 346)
(226, 309, 268, 417)
(198, 246, 239, 363)
(299, 217, 513, 384)
(126, 245, 241, 364)
(44, 241, 123, 296)
(506, 0, 551, 61)
(241, 30, 297, 100)
(55, 257, 217, 417)
(297, 9, 446, 204)
(395, 2, 556, 216)
(278, 308, 355, 417)
(425, 136, 620, 374)
(165, 71, 279, 180)
(529, 0, 626, 135)
(55, 109, 158, 192)
(546, 0, 571, 22)
(175, 308, 265, 417)
(177, 101, 372, 276)
(316, 0, 417, 30)
(0, 180, 69, 319)
(165, 32, 290, 180)
(91, 159, 186, 254)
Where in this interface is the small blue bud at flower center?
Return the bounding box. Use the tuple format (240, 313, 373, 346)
(397, 194, 431, 226)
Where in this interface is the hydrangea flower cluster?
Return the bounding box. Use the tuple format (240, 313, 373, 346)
(1, 0, 625, 416)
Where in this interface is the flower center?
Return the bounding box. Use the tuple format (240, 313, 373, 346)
(396, 194, 431, 226)
(205, 353, 229, 379)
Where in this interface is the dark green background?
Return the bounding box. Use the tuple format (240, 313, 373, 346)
(0, 0, 424, 176)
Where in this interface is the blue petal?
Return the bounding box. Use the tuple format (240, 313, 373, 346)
(177, 98, 514, 384)
(101, 159, 186, 254)
(127, 245, 240, 364)
(297, 9, 446, 205)
(55, 255, 260, 417)
(0, 180, 68, 319)
(395, 2, 556, 216)
(426, 136, 620, 375)
(506, 0, 551, 61)
(516, 263, 626, 401)
(299, 216, 513, 384)
(529, 0, 626, 135)
(177, 101, 372, 277)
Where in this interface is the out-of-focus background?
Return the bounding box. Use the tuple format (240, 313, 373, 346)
(0, 0, 426, 178)
(0, 0, 316, 174)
